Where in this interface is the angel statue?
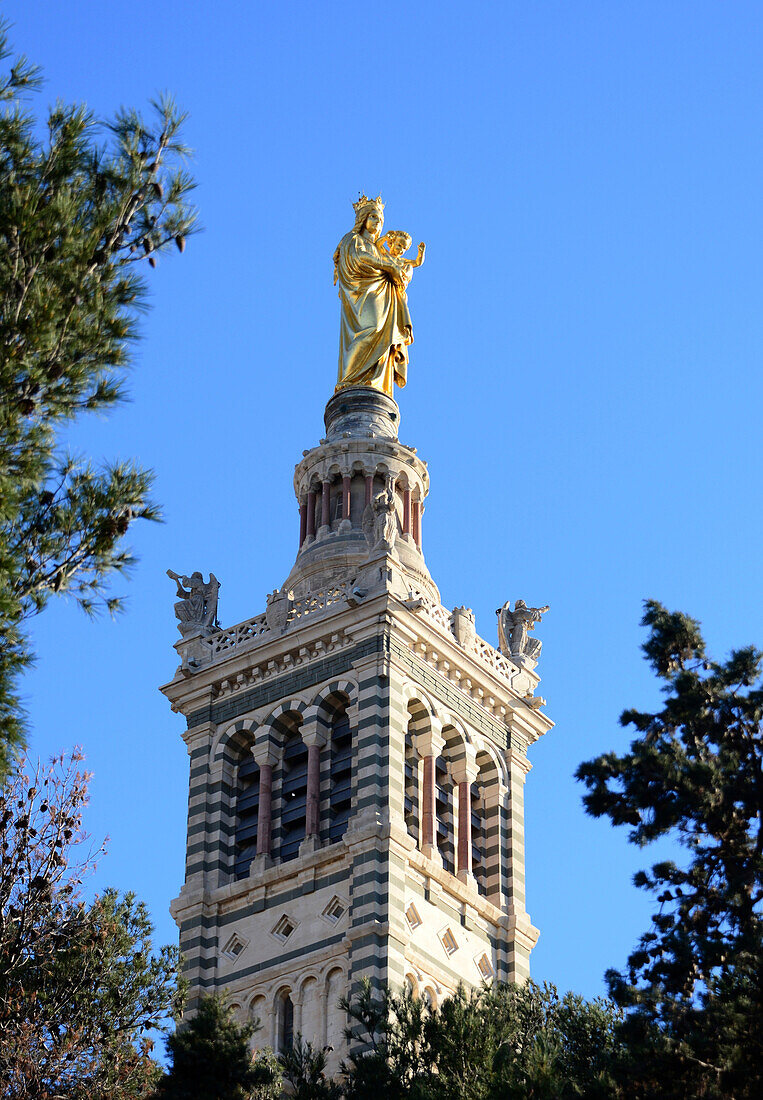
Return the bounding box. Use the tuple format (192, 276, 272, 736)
(496, 599, 550, 662)
(167, 569, 220, 636)
(362, 488, 398, 551)
(333, 195, 425, 398)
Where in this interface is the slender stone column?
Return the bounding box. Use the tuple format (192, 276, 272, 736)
(342, 475, 352, 522)
(293, 993, 303, 1039)
(411, 721, 444, 862)
(306, 490, 317, 539)
(321, 478, 331, 530)
(252, 743, 279, 860)
(402, 488, 411, 535)
(364, 473, 374, 506)
(412, 500, 421, 549)
(299, 501, 307, 546)
(300, 712, 329, 852)
(452, 748, 479, 883)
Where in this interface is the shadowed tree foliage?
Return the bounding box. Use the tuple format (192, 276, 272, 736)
(281, 1035, 342, 1100)
(337, 978, 625, 1100)
(0, 25, 197, 775)
(0, 751, 183, 1099)
(155, 993, 281, 1100)
(577, 600, 763, 1098)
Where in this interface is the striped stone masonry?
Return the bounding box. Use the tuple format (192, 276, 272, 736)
(162, 387, 552, 1066)
(164, 586, 551, 1064)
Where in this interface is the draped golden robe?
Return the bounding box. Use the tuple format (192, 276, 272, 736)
(334, 231, 413, 396)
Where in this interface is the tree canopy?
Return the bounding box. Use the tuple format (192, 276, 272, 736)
(0, 25, 197, 775)
(335, 978, 625, 1100)
(155, 993, 281, 1100)
(0, 751, 182, 1099)
(577, 599, 763, 1098)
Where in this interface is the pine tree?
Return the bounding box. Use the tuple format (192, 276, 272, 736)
(577, 600, 763, 1098)
(156, 994, 281, 1100)
(0, 25, 197, 775)
(281, 1036, 342, 1100)
(339, 979, 625, 1100)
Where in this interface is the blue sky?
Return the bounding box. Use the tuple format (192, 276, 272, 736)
(9, 0, 763, 1004)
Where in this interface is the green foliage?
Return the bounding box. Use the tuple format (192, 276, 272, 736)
(576, 599, 763, 1097)
(0, 751, 182, 1099)
(281, 1035, 343, 1099)
(156, 994, 282, 1100)
(0, 24, 197, 775)
(339, 978, 625, 1100)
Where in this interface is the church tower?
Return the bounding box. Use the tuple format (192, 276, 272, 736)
(161, 199, 552, 1067)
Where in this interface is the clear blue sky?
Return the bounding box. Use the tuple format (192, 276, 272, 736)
(9, 0, 763, 1003)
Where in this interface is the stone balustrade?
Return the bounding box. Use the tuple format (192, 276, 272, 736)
(198, 586, 515, 689)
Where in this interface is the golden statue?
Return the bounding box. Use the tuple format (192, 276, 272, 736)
(333, 196, 425, 397)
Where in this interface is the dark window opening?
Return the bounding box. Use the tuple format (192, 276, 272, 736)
(279, 734, 307, 862)
(234, 756, 259, 880)
(471, 781, 487, 897)
(329, 709, 352, 842)
(404, 732, 419, 845)
(435, 756, 455, 875)
(280, 994, 294, 1052)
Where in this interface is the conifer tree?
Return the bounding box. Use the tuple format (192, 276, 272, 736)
(577, 600, 763, 1098)
(280, 1036, 342, 1100)
(156, 994, 281, 1100)
(339, 978, 625, 1100)
(0, 25, 197, 775)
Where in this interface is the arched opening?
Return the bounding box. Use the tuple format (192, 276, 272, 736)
(404, 729, 420, 845)
(328, 704, 352, 842)
(276, 989, 294, 1053)
(300, 976, 319, 1045)
(234, 753, 259, 880)
(406, 696, 437, 850)
(250, 994, 266, 1033)
(475, 749, 502, 901)
(470, 775, 487, 896)
(278, 716, 307, 863)
(325, 968, 345, 1053)
(435, 754, 455, 874)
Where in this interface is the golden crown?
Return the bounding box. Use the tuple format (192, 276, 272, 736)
(352, 193, 384, 215)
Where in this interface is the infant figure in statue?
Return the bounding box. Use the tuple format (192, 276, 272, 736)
(377, 230, 426, 290)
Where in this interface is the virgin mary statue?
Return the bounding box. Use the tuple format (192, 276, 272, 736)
(333, 195, 412, 397)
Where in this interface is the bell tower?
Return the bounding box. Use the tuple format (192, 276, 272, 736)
(162, 386, 552, 1065)
(161, 200, 552, 1067)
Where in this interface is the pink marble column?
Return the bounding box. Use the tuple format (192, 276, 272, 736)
(412, 500, 421, 549)
(306, 743, 321, 836)
(299, 501, 307, 546)
(306, 490, 317, 539)
(364, 474, 374, 506)
(403, 488, 411, 535)
(321, 479, 331, 529)
(342, 475, 352, 522)
(457, 780, 471, 876)
(256, 764, 273, 856)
